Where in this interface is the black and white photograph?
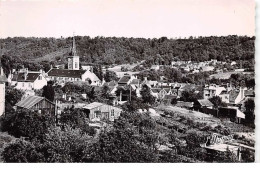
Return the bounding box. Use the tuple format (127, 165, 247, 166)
(0, 0, 257, 164)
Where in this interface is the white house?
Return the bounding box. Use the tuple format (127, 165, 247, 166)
(203, 84, 226, 99)
(229, 87, 247, 105)
(11, 68, 47, 90)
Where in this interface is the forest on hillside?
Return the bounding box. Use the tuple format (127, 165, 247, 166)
(0, 35, 255, 74)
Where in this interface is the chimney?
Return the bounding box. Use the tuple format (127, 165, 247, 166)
(24, 72, 27, 80)
(24, 68, 28, 80)
(144, 77, 147, 81)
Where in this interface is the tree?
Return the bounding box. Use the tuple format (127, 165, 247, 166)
(104, 70, 118, 82)
(101, 85, 110, 99)
(84, 127, 158, 162)
(209, 96, 227, 117)
(42, 81, 55, 102)
(180, 90, 199, 102)
(40, 126, 91, 162)
(244, 99, 255, 126)
(140, 85, 156, 105)
(211, 148, 239, 162)
(171, 98, 177, 105)
(2, 139, 43, 162)
(93, 65, 103, 81)
(2, 110, 54, 142)
(209, 96, 227, 108)
(5, 86, 24, 107)
(59, 108, 96, 136)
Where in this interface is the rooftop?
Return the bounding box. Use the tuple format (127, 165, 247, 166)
(118, 75, 131, 84)
(16, 96, 54, 109)
(83, 102, 104, 110)
(47, 68, 86, 78)
(197, 99, 214, 107)
(17, 73, 41, 82)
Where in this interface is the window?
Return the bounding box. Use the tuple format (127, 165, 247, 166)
(38, 76, 42, 80)
(75, 62, 78, 69)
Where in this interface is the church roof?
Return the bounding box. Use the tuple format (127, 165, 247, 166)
(69, 35, 77, 56)
(47, 69, 86, 78)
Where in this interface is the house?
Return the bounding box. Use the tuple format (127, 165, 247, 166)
(203, 84, 226, 99)
(118, 74, 137, 86)
(229, 87, 246, 105)
(194, 99, 214, 110)
(103, 80, 118, 95)
(81, 65, 93, 72)
(15, 95, 55, 116)
(141, 77, 158, 88)
(163, 95, 177, 105)
(130, 78, 141, 88)
(82, 102, 122, 122)
(0, 60, 8, 116)
(179, 84, 201, 98)
(244, 89, 255, 98)
(218, 90, 230, 103)
(11, 68, 47, 90)
(219, 106, 245, 123)
(150, 86, 173, 100)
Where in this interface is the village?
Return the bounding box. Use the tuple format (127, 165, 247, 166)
(0, 35, 255, 163)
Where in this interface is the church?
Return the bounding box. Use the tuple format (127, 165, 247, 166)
(47, 36, 101, 86)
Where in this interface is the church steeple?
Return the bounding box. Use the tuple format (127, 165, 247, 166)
(68, 33, 80, 70)
(70, 33, 77, 56)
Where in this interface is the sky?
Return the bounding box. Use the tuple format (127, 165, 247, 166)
(0, 0, 256, 38)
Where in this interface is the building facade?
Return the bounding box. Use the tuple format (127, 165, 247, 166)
(16, 95, 55, 116)
(83, 102, 122, 122)
(11, 68, 47, 90)
(0, 62, 7, 116)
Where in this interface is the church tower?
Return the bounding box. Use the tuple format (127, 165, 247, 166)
(0, 58, 7, 116)
(68, 34, 80, 70)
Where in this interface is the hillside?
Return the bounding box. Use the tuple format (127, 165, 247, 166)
(0, 35, 255, 67)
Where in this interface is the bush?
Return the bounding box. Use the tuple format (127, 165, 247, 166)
(2, 110, 54, 142)
(2, 139, 43, 162)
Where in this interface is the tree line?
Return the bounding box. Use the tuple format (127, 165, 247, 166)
(0, 35, 255, 68)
